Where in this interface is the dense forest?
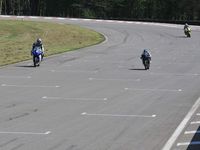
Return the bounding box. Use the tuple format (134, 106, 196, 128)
(0, 0, 199, 22)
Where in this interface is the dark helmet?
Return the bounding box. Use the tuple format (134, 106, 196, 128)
(143, 49, 148, 53)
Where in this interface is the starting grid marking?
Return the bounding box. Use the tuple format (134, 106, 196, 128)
(177, 142, 200, 146)
(162, 97, 200, 150)
(1, 15, 199, 30)
(176, 111, 200, 148)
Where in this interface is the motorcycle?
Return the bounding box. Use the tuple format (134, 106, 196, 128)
(32, 46, 43, 67)
(142, 57, 151, 70)
(184, 27, 191, 37)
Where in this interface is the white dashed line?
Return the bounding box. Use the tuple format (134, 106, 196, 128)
(44, 17, 53, 20)
(124, 88, 182, 92)
(81, 112, 156, 118)
(0, 131, 51, 135)
(57, 17, 65, 20)
(29, 16, 39, 19)
(42, 96, 108, 101)
(1, 84, 60, 88)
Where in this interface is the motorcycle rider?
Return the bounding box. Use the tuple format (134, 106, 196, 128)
(184, 23, 189, 30)
(31, 38, 44, 59)
(140, 49, 151, 65)
(184, 23, 191, 37)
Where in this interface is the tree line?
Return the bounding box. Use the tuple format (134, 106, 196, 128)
(0, 0, 199, 22)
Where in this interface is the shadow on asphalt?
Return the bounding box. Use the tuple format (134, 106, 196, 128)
(187, 126, 200, 150)
(175, 35, 188, 38)
(129, 68, 146, 71)
(15, 65, 35, 68)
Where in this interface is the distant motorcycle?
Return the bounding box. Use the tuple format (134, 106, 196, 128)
(32, 46, 43, 67)
(142, 57, 151, 70)
(184, 27, 191, 37)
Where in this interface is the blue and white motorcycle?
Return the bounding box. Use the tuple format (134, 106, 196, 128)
(32, 46, 43, 67)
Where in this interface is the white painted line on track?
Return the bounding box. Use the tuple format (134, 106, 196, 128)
(106, 20, 114, 23)
(42, 96, 108, 101)
(95, 20, 103, 22)
(125, 88, 182, 92)
(83, 19, 92, 21)
(101, 33, 108, 44)
(185, 130, 200, 134)
(177, 141, 200, 146)
(44, 17, 53, 19)
(56, 17, 65, 20)
(0, 131, 51, 135)
(0, 75, 31, 79)
(0, 15, 11, 18)
(191, 121, 200, 124)
(69, 18, 79, 21)
(126, 21, 134, 24)
(81, 112, 156, 118)
(16, 16, 25, 19)
(1, 84, 60, 88)
(89, 77, 140, 82)
(116, 21, 124, 23)
(29, 16, 39, 19)
(196, 113, 200, 116)
(162, 97, 200, 150)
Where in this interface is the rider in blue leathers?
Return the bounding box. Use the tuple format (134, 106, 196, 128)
(31, 38, 44, 59)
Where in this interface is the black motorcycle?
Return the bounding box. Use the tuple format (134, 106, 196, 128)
(143, 58, 150, 70)
(141, 56, 151, 70)
(184, 27, 191, 37)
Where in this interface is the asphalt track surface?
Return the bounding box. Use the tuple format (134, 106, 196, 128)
(0, 16, 200, 150)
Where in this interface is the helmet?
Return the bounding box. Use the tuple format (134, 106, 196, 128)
(143, 49, 147, 53)
(36, 38, 42, 44)
(185, 23, 188, 26)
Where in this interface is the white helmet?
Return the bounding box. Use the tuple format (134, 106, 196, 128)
(37, 38, 42, 44)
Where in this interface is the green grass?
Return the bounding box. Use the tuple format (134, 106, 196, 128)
(0, 20, 104, 66)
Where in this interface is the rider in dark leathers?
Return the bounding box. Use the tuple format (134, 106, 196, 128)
(140, 49, 151, 65)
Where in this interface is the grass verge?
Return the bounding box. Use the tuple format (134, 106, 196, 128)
(0, 20, 104, 66)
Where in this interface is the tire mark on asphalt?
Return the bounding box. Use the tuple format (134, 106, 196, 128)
(0, 138, 18, 148)
(7, 109, 38, 121)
